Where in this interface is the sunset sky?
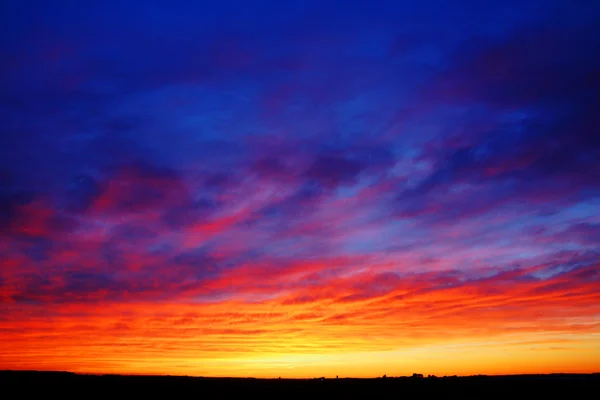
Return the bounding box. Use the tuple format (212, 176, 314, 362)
(1, 0, 599, 378)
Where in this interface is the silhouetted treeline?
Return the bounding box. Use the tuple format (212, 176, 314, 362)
(1, 371, 598, 397)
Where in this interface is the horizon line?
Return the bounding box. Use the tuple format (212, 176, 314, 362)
(3, 369, 599, 380)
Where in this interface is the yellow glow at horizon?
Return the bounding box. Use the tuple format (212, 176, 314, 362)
(5, 333, 597, 378)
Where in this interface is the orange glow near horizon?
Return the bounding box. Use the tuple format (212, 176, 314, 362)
(2, 269, 599, 377)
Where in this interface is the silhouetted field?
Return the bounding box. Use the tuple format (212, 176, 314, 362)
(1, 370, 598, 397)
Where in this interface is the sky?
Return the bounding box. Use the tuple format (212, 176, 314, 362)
(1, 0, 599, 378)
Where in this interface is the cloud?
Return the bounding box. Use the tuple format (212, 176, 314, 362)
(388, 26, 600, 224)
(304, 155, 364, 188)
(2, 255, 598, 369)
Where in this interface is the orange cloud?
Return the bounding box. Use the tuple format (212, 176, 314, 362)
(2, 257, 598, 377)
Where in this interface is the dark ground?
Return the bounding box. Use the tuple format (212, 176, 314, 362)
(1, 370, 599, 397)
